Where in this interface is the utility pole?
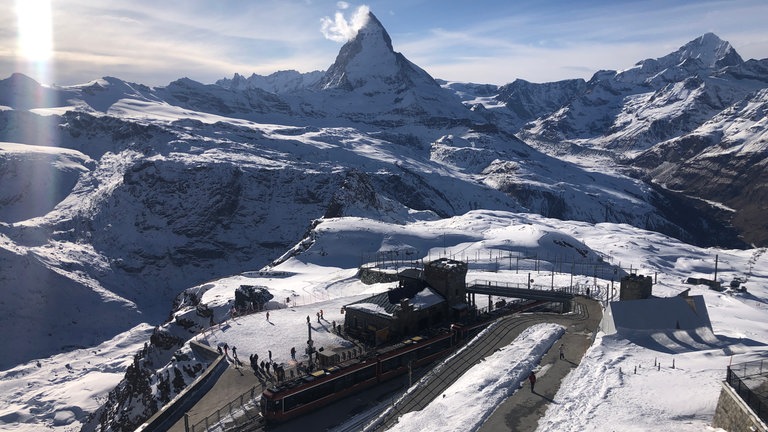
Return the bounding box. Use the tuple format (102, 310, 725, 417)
(714, 254, 719, 282)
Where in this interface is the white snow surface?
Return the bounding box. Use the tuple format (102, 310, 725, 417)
(2, 211, 767, 431)
(385, 323, 565, 432)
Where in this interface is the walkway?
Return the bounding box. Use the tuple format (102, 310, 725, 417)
(168, 361, 262, 432)
(478, 297, 602, 431)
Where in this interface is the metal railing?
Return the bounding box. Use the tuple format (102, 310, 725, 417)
(189, 385, 260, 432)
(726, 360, 768, 424)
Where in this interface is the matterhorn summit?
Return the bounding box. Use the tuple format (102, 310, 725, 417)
(316, 11, 438, 92)
(312, 11, 480, 124)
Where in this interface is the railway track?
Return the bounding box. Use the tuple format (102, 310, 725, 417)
(361, 298, 590, 431)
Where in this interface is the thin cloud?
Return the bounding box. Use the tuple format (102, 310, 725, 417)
(320, 5, 370, 43)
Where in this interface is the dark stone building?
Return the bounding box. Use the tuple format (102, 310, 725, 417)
(619, 274, 653, 300)
(344, 258, 468, 346)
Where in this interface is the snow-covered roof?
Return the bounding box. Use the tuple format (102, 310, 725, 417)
(346, 286, 445, 318)
(602, 295, 712, 334)
(346, 302, 391, 316)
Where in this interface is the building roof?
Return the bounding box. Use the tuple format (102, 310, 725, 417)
(346, 287, 445, 318)
(602, 295, 712, 334)
(427, 257, 467, 271)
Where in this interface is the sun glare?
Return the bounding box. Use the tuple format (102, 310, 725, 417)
(16, 0, 53, 61)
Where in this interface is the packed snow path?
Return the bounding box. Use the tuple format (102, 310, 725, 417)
(370, 297, 600, 431)
(477, 297, 602, 431)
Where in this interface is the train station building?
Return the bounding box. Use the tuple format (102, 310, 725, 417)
(343, 258, 469, 345)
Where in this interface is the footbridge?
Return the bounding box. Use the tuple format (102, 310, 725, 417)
(466, 280, 578, 312)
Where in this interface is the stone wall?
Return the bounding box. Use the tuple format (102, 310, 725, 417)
(424, 258, 467, 304)
(359, 267, 399, 284)
(619, 274, 653, 300)
(712, 381, 768, 432)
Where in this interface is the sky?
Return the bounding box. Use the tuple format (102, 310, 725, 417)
(2, 0, 768, 88)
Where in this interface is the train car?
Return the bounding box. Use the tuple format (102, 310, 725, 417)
(260, 328, 459, 423)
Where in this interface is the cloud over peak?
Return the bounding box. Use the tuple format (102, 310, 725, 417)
(320, 5, 370, 43)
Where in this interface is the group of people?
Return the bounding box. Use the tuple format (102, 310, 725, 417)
(247, 349, 287, 381)
(216, 343, 274, 377)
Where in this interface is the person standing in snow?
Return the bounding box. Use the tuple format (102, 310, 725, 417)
(266, 311, 270, 321)
(528, 371, 536, 392)
(559, 344, 565, 360)
(290, 347, 296, 360)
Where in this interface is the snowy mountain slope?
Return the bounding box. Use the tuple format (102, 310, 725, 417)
(440, 33, 767, 246)
(0, 142, 94, 222)
(493, 78, 588, 131)
(0, 73, 77, 110)
(517, 33, 763, 152)
(633, 87, 768, 245)
(216, 70, 325, 94)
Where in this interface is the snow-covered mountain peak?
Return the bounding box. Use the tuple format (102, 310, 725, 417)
(353, 11, 391, 47)
(315, 11, 436, 92)
(676, 32, 742, 68)
(641, 32, 743, 72)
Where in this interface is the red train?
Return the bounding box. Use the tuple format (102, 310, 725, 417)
(259, 325, 468, 423)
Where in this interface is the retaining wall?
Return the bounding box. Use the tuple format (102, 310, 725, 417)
(713, 381, 768, 432)
(136, 340, 227, 432)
